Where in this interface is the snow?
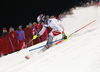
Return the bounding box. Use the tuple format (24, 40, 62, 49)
(0, 6, 100, 72)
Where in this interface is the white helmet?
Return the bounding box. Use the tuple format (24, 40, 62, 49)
(37, 14, 45, 22)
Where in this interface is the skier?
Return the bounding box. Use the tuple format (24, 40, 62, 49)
(33, 14, 68, 49)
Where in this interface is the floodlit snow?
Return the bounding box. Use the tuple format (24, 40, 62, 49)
(0, 6, 100, 72)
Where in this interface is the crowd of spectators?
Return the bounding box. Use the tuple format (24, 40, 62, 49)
(1, 27, 15, 36)
(2, 0, 99, 36)
(0, 0, 100, 57)
(79, 0, 100, 7)
(58, 0, 100, 19)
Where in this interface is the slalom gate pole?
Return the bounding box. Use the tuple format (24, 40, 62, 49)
(34, 27, 41, 42)
(17, 38, 34, 53)
(69, 20, 96, 37)
(24, 38, 34, 48)
(9, 37, 15, 52)
(53, 20, 96, 45)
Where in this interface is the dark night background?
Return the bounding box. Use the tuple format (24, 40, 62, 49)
(1, 0, 83, 36)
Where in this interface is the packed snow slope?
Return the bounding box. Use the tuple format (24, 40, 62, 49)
(0, 5, 100, 72)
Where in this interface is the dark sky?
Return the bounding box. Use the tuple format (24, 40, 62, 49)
(1, 0, 82, 35)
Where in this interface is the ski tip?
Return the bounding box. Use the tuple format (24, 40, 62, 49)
(25, 56, 30, 59)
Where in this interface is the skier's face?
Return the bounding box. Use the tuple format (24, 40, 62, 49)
(41, 22, 44, 25)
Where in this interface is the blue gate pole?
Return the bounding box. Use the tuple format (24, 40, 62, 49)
(34, 26, 41, 42)
(9, 37, 15, 52)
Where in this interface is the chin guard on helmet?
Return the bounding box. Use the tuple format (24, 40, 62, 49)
(37, 14, 45, 23)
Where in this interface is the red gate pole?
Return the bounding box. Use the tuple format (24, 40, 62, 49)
(69, 20, 96, 37)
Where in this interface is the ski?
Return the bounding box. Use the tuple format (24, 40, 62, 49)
(25, 39, 64, 59)
(29, 38, 63, 52)
(39, 39, 64, 52)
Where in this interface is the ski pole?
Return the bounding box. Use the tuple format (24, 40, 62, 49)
(69, 20, 96, 37)
(24, 38, 34, 48)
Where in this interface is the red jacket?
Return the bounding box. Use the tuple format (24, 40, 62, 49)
(31, 27, 36, 35)
(36, 24, 42, 32)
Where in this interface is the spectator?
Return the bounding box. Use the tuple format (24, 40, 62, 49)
(91, 0, 94, 5)
(15, 25, 25, 45)
(66, 11, 70, 15)
(63, 11, 67, 16)
(79, 1, 84, 6)
(83, 3, 86, 7)
(58, 14, 62, 20)
(86, 2, 90, 6)
(33, 22, 37, 26)
(2, 27, 8, 36)
(26, 25, 29, 28)
(29, 22, 32, 28)
(69, 8, 73, 14)
(25, 24, 33, 47)
(9, 27, 15, 34)
(32, 22, 41, 42)
(59, 14, 64, 19)
(32, 22, 37, 36)
(36, 22, 42, 33)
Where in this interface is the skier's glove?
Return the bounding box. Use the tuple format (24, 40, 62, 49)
(33, 34, 40, 39)
(62, 33, 67, 41)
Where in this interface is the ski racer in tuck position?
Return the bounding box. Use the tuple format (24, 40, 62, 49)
(33, 14, 68, 49)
